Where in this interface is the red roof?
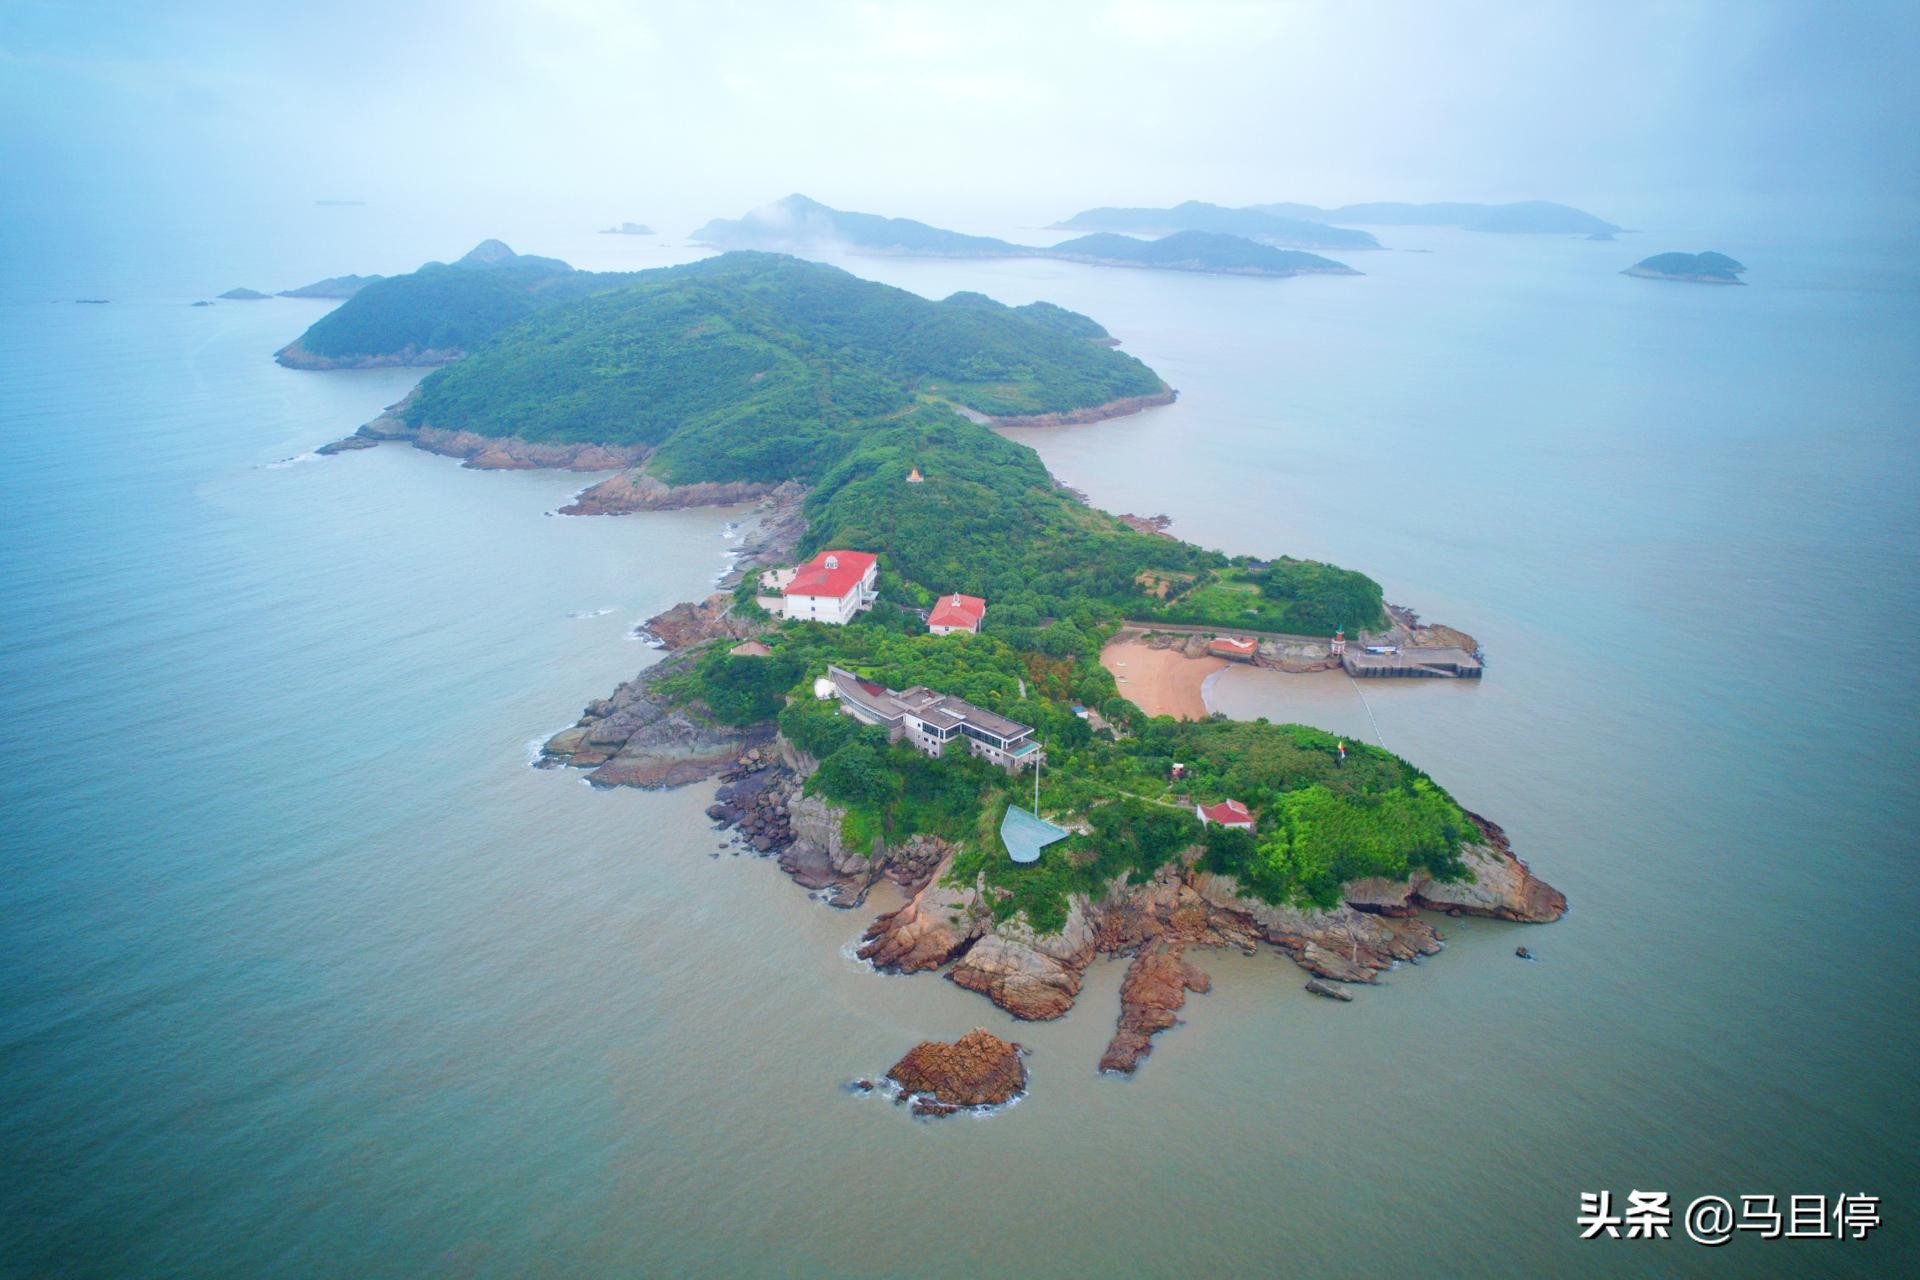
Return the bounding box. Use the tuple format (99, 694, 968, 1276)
(784, 550, 877, 599)
(927, 593, 986, 629)
(1200, 799, 1255, 827)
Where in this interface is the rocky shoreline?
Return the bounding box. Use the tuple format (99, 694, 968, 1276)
(275, 339, 467, 370)
(560, 471, 785, 516)
(987, 384, 1177, 428)
(321, 396, 652, 470)
(538, 648, 1565, 1074)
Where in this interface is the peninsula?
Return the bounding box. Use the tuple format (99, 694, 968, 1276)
(1622, 251, 1747, 284)
(278, 274, 383, 300)
(1056, 198, 1620, 241)
(274, 239, 582, 369)
(289, 252, 1563, 1075)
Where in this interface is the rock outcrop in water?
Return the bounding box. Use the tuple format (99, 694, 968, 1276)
(885, 1029, 1028, 1113)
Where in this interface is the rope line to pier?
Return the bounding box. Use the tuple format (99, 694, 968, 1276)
(1346, 674, 1389, 751)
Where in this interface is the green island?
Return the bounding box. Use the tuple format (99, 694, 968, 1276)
(1046, 231, 1358, 277)
(1622, 251, 1747, 284)
(300, 246, 1560, 1065)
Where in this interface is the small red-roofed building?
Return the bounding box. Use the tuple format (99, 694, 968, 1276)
(1196, 799, 1256, 831)
(758, 550, 878, 624)
(927, 592, 986, 635)
(1208, 636, 1258, 661)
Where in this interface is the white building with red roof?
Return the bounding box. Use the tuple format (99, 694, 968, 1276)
(1196, 799, 1256, 831)
(759, 550, 878, 624)
(927, 592, 986, 635)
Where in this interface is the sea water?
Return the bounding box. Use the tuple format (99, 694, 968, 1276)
(1, 217, 1915, 1278)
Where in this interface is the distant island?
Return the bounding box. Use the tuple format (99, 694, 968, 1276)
(691, 195, 1357, 278)
(1253, 199, 1621, 236)
(599, 221, 655, 236)
(1622, 251, 1746, 285)
(278, 274, 383, 300)
(218, 287, 270, 301)
(1049, 201, 1381, 250)
(287, 249, 1562, 1074)
(1047, 230, 1357, 278)
(693, 194, 1031, 258)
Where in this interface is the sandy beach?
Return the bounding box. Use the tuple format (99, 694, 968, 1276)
(1099, 638, 1225, 719)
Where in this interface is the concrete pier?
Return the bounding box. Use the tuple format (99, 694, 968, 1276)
(1341, 647, 1483, 678)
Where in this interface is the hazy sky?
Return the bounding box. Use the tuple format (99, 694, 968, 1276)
(3, 0, 1916, 242)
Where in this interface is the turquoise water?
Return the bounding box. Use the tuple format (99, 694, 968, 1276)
(2, 224, 1915, 1277)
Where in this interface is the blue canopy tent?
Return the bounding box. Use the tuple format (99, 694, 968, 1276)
(1000, 805, 1070, 864)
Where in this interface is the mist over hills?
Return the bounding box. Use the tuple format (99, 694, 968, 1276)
(691, 195, 1356, 278)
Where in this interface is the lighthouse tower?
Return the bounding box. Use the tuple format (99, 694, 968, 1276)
(1330, 628, 1347, 657)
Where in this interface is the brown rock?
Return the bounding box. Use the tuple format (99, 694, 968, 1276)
(561, 469, 778, 516)
(1099, 942, 1211, 1074)
(948, 902, 1097, 1020)
(886, 1029, 1027, 1108)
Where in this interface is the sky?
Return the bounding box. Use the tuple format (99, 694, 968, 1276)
(2, 0, 1916, 258)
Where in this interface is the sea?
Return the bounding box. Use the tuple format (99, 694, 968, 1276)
(2, 207, 1915, 1278)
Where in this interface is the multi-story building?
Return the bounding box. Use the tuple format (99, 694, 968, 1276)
(822, 665, 1044, 772)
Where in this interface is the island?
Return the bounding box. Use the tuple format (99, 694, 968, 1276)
(599, 221, 655, 235)
(289, 251, 1564, 1076)
(278, 274, 383, 300)
(1048, 201, 1381, 250)
(1251, 199, 1621, 236)
(1047, 230, 1358, 278)
(217, 287, 270, 301)
(1622, 251, 1747, 285)
(690, 195, 1358, 278)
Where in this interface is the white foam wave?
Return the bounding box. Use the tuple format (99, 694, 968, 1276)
(262, 450, 322, 470)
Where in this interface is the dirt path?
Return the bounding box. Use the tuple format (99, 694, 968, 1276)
(1099, 638, 1225, 720)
